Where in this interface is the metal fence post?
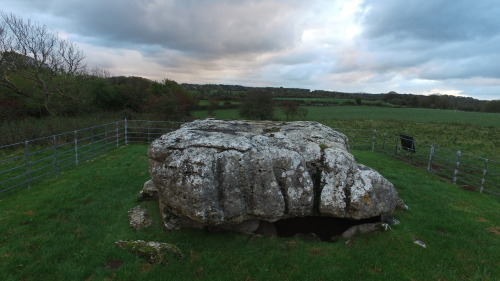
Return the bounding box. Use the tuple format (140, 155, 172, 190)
(394, 135, 398, 155)
(74, 130, 79, 166)
(53, 135, 59, 175)
(452, 149, 461, 184)
(427, 145, 435, 172)
(103, 124, 107, 147)
(25, 141, 31, 188)
(147, 121, 151, 143)
(116, 121, 119, 148)
(480, 159, 488, 193)
(382, 133, 386, 152)
(371, 129, 377, 152)
(124, 119, 128, 145)
(91, 127, 95, 153)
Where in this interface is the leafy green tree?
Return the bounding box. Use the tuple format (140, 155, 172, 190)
(145, 79, 197, 120)
(382, 91, 399, 102)
(91, 77, 124, 110)
(281, 100, 308, 120)
(239, 89, 275, 120)
(46, 75, 95, 116)
(281, 100, 299, 120)
(108, 76, 151, 111)
(408, 96, 420, 107)
(424, 94, 450, 109)
(207, 96, 219, 116)
(482, 100, 500, 113)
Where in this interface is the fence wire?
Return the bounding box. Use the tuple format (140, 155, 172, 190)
(1, 120, 498, 196)
(333, 128, 499, 196)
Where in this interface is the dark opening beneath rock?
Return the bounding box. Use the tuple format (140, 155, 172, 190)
(273, 216, 381, 241)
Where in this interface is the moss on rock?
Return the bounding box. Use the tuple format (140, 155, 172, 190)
(115, 240, 184, 264)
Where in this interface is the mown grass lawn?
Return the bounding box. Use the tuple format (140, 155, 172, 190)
(0, 145, 498, 281)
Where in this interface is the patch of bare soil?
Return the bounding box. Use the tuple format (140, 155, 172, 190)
(460, 185, 476, 191)
(105, 260, 123, 270)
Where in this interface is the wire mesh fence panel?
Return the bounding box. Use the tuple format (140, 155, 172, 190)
(480, 158, 499, 196)
(75, 121, 126, 163)
(0, 141, 27, 192)
(1, 119, 499, 196)
(426, 146, 457, 180)
(453, 153, 488, 192)
(377, 133, 396, 155)
(0, 121, 126, 193)
(126, 120, 184, 144)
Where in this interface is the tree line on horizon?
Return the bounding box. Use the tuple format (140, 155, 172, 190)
(185, 84, 500, 113)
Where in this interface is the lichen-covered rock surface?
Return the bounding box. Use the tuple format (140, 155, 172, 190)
(137, 180, 158, 201)
(127, 205, 152, 231)
(115, 240, 184, 264)
(148, 119, 404, 230)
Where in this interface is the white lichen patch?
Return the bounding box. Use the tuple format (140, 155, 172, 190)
(115, 240, 184, 264)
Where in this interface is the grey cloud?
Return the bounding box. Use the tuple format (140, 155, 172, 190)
(356, 0, 500, 82)
(3, 0, 499, 100)
(44, 0, 306, 58)
(446, 77, 500, 100)
(361, 0, 500, 42)
(419, 55, 500, 80)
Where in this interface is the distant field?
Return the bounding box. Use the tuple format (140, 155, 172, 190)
(303, 106, 500, 128)
(197, 100, 241, 106)
(274, 97, 352, 103)
(193, 108, 240, 120)
(192, 106, 500, 158)
(198, 98, 392, 107)
(193, 106, 500, 128)
(274, 97, 393, 106)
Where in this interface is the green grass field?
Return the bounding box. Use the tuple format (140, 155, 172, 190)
(274, 97, 355, 104)
(197, 100, 241, 106)
(194, 106, 500, 128)
(273, 97, 394, 106)
(193, 106, 500, 159)
(305, 106, 500, 127)
(1, 145, 498, 281)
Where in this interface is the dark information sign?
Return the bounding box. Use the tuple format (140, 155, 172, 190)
(400, 135, 416, 153)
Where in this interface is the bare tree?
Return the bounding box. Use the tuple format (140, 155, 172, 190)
(0, 11, 86, 116)
(89, 66, 111, 79)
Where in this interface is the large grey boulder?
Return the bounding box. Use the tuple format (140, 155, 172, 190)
(147, 119, 404, 231)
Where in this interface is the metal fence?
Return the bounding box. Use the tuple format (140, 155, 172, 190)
(1, 120, 498, 196)
(333, 128, 500, 196)
(0, 120, 182, 193)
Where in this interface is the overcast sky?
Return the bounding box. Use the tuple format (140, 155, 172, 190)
(2, 0, 500, 100)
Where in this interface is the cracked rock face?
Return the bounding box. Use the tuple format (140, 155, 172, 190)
(147, 119, 404, 230)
